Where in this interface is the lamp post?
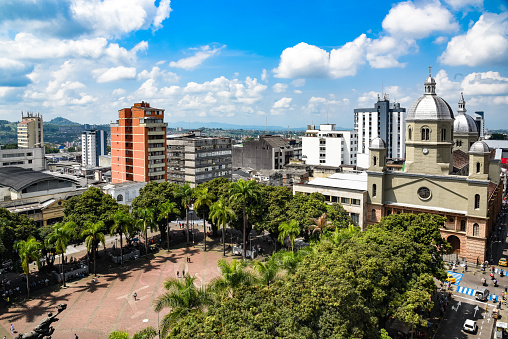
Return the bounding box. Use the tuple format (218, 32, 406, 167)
(490, 240, 502, 263)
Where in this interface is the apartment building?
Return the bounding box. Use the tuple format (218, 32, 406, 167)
(110, 102, 167, 184)
(302, 124, 357, 166)
(17, 112, 43, 148)
(81, 130, 107, 167)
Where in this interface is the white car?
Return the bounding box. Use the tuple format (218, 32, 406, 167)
(463, 319, 477, 333)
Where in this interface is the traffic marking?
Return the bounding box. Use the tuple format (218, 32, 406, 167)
(447, 271, 463, 285)
(455, 285, 499, 302)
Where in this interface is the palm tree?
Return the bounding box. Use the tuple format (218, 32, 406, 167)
(176, 183, 194, 244)
(154, 275, 209, 337)
(46, 221, 75, 287)
(208, 259, 254, 298)
(193, 187, 215, 251)
(135, 207, 155, 256)
(110, 208, 131, 266)
(15, 236, 42, 298)
(278, 219, 300, 252)
(229, 179, 260, 259)
(158, 201, 180, 252)
(252, 255, 280, 287)
(209, 198, 235, 256)
(81, 220, 106, 276)
(309, 212, 334, 238)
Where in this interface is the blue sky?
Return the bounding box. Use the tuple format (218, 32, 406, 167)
(0, 0, 507, 129)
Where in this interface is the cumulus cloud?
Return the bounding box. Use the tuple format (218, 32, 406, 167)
(112, 88, 126, 96)
(292, 79, 305, 87)
(270, 97, 293, 115)
(433, 36, 448, 44)
(0, 58, 32, 86)
(358, 86, 411, 106)
(462, 72, 508, 95)
(153, 0, 172, 30)
(170, 45, 224, 70)
(137, 66, 180, 83)
(439, 13, 508, 66)
(366, 36, 416, 68)
(382, 1, 458, 39)
(261, 69, 268, 82)
(443, 0, 483, 11)
(302, 96, 350, 115)
(93, 66, 136, 83)
(272, 83, 288, 93)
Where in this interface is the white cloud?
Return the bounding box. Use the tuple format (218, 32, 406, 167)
(137, 66, 180, 83)
(366, 36, 416, 68)
(439, 13, 508, 66)
(270, 97, 293, 115)
(272, 83, 288, 93)
(112, 88, 126, 96)
(153, 0, 172, 30)
(433, 36, 448, 44)
(294, 89, 302, 94)
(261, 69, 267, 82)
(292, 79, 305, 87)
(329, 34, 370, 77)
(357, 86, 411, 106)
(170, 45, 224, 70)
(443, 0, 483, 11)
(382, 1, 458, 39)
(93, 66, 136, 83)
(303, 95, 350, 114)
(434, 69, 461, 97)
(462, 72, 508, 95)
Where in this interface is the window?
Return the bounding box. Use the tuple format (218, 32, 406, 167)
(351, 199, 360, 205)
(371, 209, 376, 221)
(117, 194, 123, 202)
(408, 127, 412, 140)
(476, 162, 481, 173)
(418, 187, 431, 200)
(372, 184, 377, 197)
(373, 156, 377, 166)
(473, 223, 479, 237)
(441, 128, 446, 141)
(474, 194, 480, 209)
(421, 127, 430, 141)
(460, 220, 466, 232)
(341, 197, 349, 204)
(350, 213, 359, 224)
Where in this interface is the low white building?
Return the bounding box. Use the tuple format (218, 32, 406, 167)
(293, 170, 368, 230)
(302, 124, 357, 167)
(0, 147, 45, 171)
(102, 181, 147, 205)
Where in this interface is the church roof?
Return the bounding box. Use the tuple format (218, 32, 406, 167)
(454, 113, 478, 134)
(452, 149, 469, 171)
(469, 141, 490, 155)
(369, 137, 386, 150)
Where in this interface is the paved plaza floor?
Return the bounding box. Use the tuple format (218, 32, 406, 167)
(0, 245, 229, 338)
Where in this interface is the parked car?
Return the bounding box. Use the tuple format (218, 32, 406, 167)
(475, 287, 489, 301)
(499, 258, 507, 266)
(463, 319, 477, 333)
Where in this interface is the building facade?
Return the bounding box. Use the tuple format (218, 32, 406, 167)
(0, 147, 45, 171)
(302, 124, 357, 166)
(167, 131, 232, 187)
(17, 112, 43, 148)
(232, 135, 301, 170)
(81, 130, 108, 167)
(366, 71, 503, 263)
(354, 95, 406, 168)
(110, 102, 167, 184)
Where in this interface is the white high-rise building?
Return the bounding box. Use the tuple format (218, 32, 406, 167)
(82, 130, 107, 167)
(302, 124, 357, 166)
(354, 94, 406, 168)
(17, 112, 43, 148)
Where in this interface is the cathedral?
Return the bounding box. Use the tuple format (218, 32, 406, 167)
(367, 70, 503, 262)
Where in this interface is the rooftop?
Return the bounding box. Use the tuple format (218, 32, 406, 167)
(306, 171, 368, 191)
(0, 167, 78, 191)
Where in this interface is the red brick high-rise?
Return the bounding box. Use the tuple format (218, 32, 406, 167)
(111, 102, 167, 183)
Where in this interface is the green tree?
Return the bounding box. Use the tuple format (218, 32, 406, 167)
(278, 219, 300, 252)
(229, 179, 260, 259)
(158, 201, 180, 252)
(15, 236, 42, 298)
(252, 255, 280, 287)
(198, 177, 230, 236)
(135, 207, 156, 256)
(0, 208, 37, 262)
(110, 208, 132, 266)
(81, 220, 106, 276)
(46, 221, 75, 286)
(208, 259, 254, 299)
(193, 187, 215, 251)
(209, 198, 235, 256)
(309, 212, 333, 238)
(154, 275, 209, 337)
(176, 183, 194, 244)
(67, 146, 76, 152)
(108, 327, 157, 339)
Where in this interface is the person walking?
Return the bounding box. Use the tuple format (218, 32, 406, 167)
(177, 271, 180, 278)
(133, 292, 137, 301)
(75, 334, 79, 339)
(10, 323, 14, 333)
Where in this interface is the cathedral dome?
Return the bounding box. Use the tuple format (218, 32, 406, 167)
(369, 137, 386, 150)
(454, 113, 478, 134)
(469, 140, 490, 155)
(406, 69, 454, 122)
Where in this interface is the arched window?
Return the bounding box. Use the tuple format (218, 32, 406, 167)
(474, 194, 480, 209)
(117, 194, 123, 202)
(476, 162, 481, 173)
(372, 184, 377, 197)
(460, 220, 466, 232)
(441, 128, 447, 141)
(421, 127, 430, 141)
(373, 156, 377, 166)
(473, 223, 479, 237)
(371, 209, 376, 221)
(408, 127, 412, 140)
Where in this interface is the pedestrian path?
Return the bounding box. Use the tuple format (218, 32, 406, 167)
(455, 285, 499, 302)
(447, 271, 463, 285)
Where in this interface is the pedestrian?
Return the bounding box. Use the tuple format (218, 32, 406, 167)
(75, 334, 79, 339)
(10, 323, 14, 333)
(133, 292, 137, 301)
(177, 271, 179, 278)
(182, 270, 185, 277)
(465, 264, 468, 272)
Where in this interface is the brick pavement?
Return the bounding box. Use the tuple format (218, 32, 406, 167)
(0, 244, 229, 339)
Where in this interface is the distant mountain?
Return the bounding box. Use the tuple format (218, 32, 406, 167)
(47, 117, 80, 126)
(168, 121, 350, 131)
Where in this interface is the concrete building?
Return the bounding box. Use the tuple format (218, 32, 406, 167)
(0, 147, 45, 171)
(367, 70, 503, 262)
(232, 135, 302, 170)
(302, 124, 357, 166)
(453, 93, 479, 154)
(81, 130, 108, 167)
(102, 181, 147, 205)
(293, 171, 368, 230)
(110, 102, 167, 184)
(167, 131, 232, 187)
(354, 94, 406, 168)
(475, 111, 485, 138)
(17, 112, 43, 148)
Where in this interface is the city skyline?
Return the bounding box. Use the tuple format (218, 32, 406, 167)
(0, 0, 507, 129)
